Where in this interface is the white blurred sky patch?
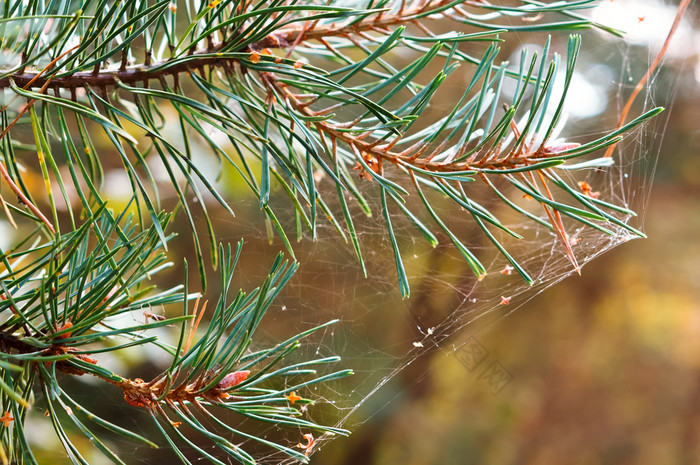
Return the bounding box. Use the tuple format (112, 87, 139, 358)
(592, 0, 696, 59)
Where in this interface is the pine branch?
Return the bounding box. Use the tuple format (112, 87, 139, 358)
(0, 210, 348, 464)
(0, 0, 616, 91)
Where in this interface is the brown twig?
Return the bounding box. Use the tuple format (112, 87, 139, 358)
(266, 73, 549, 175)
(1, 324, 246, 413)
(0, 1, 446, 92)
(604, 0, 691, 158)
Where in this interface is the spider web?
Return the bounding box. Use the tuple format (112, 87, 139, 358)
(256, 1, 686, 462)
